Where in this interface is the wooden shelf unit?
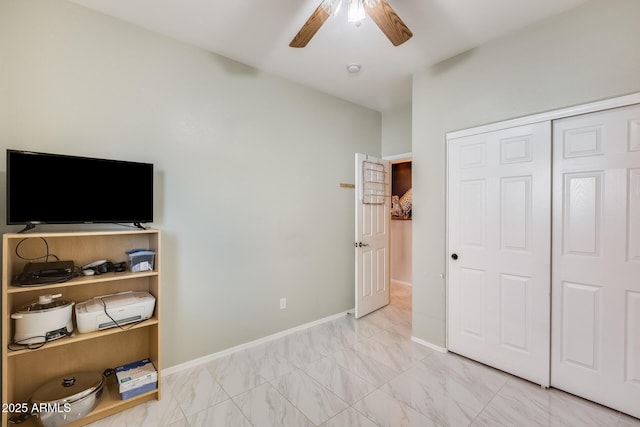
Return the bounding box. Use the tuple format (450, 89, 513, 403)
(1, 229, 161, 427)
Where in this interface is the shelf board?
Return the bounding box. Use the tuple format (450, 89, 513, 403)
(3, 228, 159, 239)
(7, 271, 158, 294)
(7, 317, 159, 357)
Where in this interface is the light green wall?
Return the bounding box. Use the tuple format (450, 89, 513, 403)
(381, 103, 412, 157)
(0, 0, 381, 367)
(412, 0, 640, 347)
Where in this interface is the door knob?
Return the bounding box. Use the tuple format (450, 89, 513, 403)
(451, 253, 459, 260)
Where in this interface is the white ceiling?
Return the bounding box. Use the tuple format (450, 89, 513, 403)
(68, 0, 588, 112)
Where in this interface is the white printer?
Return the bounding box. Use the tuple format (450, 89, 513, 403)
(75, 291, 156, 333)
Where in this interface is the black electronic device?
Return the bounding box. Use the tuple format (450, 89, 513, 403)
(24, 260, 74, 277)
(6, 150, 153, 230)
(13, 260, 76, 286)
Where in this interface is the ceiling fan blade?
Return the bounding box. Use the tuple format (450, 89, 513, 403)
(289, 3, 331, 48)
(364, 0, 412, 46)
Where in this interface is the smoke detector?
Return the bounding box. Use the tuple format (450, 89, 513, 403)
(346, 63, 361, 74)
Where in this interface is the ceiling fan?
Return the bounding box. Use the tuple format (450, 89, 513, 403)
(290, 0, 413, 48)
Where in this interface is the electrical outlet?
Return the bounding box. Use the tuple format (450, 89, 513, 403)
(280, 297, 287, 310)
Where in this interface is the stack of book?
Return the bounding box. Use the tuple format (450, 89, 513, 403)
(115, 358, 158, 400)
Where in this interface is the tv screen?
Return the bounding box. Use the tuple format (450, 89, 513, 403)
(6, 150, 153, 227)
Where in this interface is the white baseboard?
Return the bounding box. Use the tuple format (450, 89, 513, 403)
(391, 279, 412, 287)
(411, 336, 448, 353)
(162, 309, 354, 376)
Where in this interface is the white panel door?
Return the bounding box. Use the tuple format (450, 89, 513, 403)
(448, 122, 551, 386)
(552, 104, 640, 418)
(355, 153, 390, 318)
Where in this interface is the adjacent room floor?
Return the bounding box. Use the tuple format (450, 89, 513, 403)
(88, 284, 640, 426)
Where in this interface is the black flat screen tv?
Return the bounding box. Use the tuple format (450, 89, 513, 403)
(6, 150, 153, 228)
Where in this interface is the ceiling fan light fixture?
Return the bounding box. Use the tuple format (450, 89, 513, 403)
(290, 0, 412, 48)
(348, 0, 366, 23)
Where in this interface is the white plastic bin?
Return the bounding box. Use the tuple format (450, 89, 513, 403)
(126, 249, 155, 272)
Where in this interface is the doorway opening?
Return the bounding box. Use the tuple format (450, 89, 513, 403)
(389, 157, 412, 311)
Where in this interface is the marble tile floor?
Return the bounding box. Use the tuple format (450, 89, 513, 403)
(87, 284, 640, 427)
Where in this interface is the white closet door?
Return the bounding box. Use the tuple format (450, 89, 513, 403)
(448, 122, 551, 386)
(552, 104, 640, 418)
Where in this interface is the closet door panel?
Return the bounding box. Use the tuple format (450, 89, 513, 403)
(460, 179, 487, 248)
(552, 103, 640, 419)
(560, 281, 601, 370)
(501, 176, 531, 252)
(563, 171, 603, 256)
(448, 121, 551, 387)
(628, 168, 640, 261)
(626, 291, 640, 386)
(499, 273, 531, 352)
